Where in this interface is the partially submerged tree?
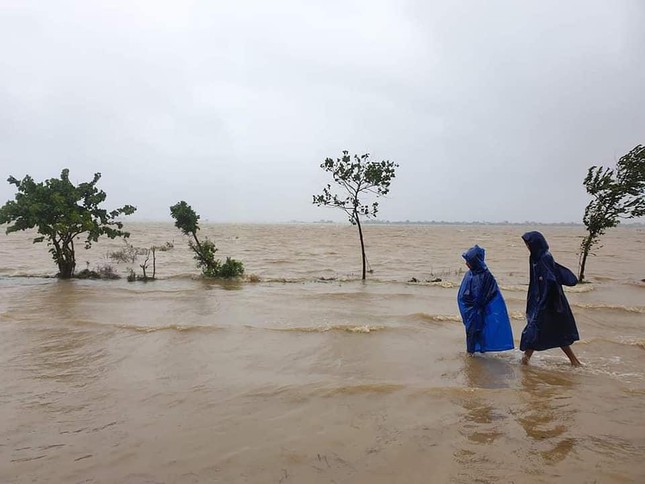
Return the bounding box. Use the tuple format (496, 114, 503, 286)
(313, 151, 398, 280)
(169, 201, 244, 278)
(0, 169, 136, 278)
(579, 144, 645, 281)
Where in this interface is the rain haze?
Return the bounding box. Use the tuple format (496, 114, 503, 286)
(1, 0, 643, 223)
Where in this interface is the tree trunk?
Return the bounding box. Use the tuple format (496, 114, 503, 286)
(192, 232, 203, 254)
(56, 239, 76, 278)
(355, 211, 367, 280)
(191, 232, 210, 268)
(57, 252, 75, 278)
(578, 241, 591, 282)
(578, 237, 591, 282)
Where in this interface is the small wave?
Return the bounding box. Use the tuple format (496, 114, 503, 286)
(500, 285, 528, 292)
(509, 311, 526, 320)
(623, 388, 645, 396)
(38, 318, 219, 336)
(164, 273, 214, 281)
(269, 324, 386, 334)
(626, 280, 645, 288)
(103, 285, 200, 296)
(410, 312, 461, 323)
(570, 303, 645, 314)
(575, 361, 644, 382)
(115, 323, 222, 333)
(575, 337, 645, 350)
(565, 284, 595, 293)
(245, 382, 406, 399)
(320, 383, 405, 396)
(501, 284, 595, 294)
(1, 272, 57, 279)
(411, 311, 525, 324)
(262, 277, 304, 284)
(432, 280, 458, 288)
(408, 280, 458, 288)
(409, 386, 487, 398)
(592, 369, 644, 380)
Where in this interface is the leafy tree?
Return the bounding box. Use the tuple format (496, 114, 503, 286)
(313, 151, 398, 280)
(0, 169, 136, 278)
(579, 144, 645, 281)
(169, 201, 244, 278)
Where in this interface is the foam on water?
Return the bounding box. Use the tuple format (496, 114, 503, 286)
(571, 302, 645, 313)
(266, 324, 387, 334)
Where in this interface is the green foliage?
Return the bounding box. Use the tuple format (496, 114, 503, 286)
(169, 201, 244, 279)
(170, 200, 200, 236)
(190, 237, 219, 276)
(313, 151, 398, 279)
(0, 169, 136, 278)
(313, 151, 398, 225)
(579, 144, 645, 280)
(218, 257, 245, 278)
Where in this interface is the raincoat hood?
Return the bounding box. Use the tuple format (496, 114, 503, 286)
(522, 231, 549, 259)
(462, 245, 488, 273)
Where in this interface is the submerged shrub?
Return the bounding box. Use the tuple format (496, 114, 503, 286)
(170, 200, 244, 279)
(218, 257, 245, 278)
(111, 240, 173, 281)
(76, 263, 120, 280)
(108, 241, 143, 264)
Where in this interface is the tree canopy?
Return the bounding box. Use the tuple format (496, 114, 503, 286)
(0, 169, 136, 278)
(169, 200, 201, 237)
(579, 144, 645, 281)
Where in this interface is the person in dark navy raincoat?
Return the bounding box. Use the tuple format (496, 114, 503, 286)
(457, 245, 514, 354)
(520, 231, 582, 366)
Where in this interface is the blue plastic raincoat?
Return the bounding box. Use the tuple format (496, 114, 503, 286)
(457, 245, 514, 353)
(519, 231, 580, 351)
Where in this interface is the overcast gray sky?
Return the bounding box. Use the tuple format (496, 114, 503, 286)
(1, 0, 643, 223)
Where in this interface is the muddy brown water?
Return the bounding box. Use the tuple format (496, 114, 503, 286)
(1, 223, 643, 483)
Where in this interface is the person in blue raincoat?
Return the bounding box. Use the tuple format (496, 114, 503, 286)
(457, 245, 514, 354)
(520, 231, 582, 366)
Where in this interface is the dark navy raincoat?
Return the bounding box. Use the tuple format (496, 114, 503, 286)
(519, 231, 580, 351)
(457, 245, 514, 353)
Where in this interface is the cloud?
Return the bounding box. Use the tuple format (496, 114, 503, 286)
(1, 0, 643, 222)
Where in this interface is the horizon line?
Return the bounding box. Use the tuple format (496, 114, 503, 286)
(120, 219, 645, 226)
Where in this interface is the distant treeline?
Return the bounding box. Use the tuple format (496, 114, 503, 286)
(308, 220, 645, 226)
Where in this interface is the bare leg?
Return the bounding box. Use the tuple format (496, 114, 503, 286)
(561, 346, 582, 367)
(521, 349, 534, 365)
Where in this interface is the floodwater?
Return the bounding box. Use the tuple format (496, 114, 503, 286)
(0, 223, 643, 483)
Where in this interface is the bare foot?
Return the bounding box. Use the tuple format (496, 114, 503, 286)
(521, 349, 534, 365)
(561, 346, 582, 367)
